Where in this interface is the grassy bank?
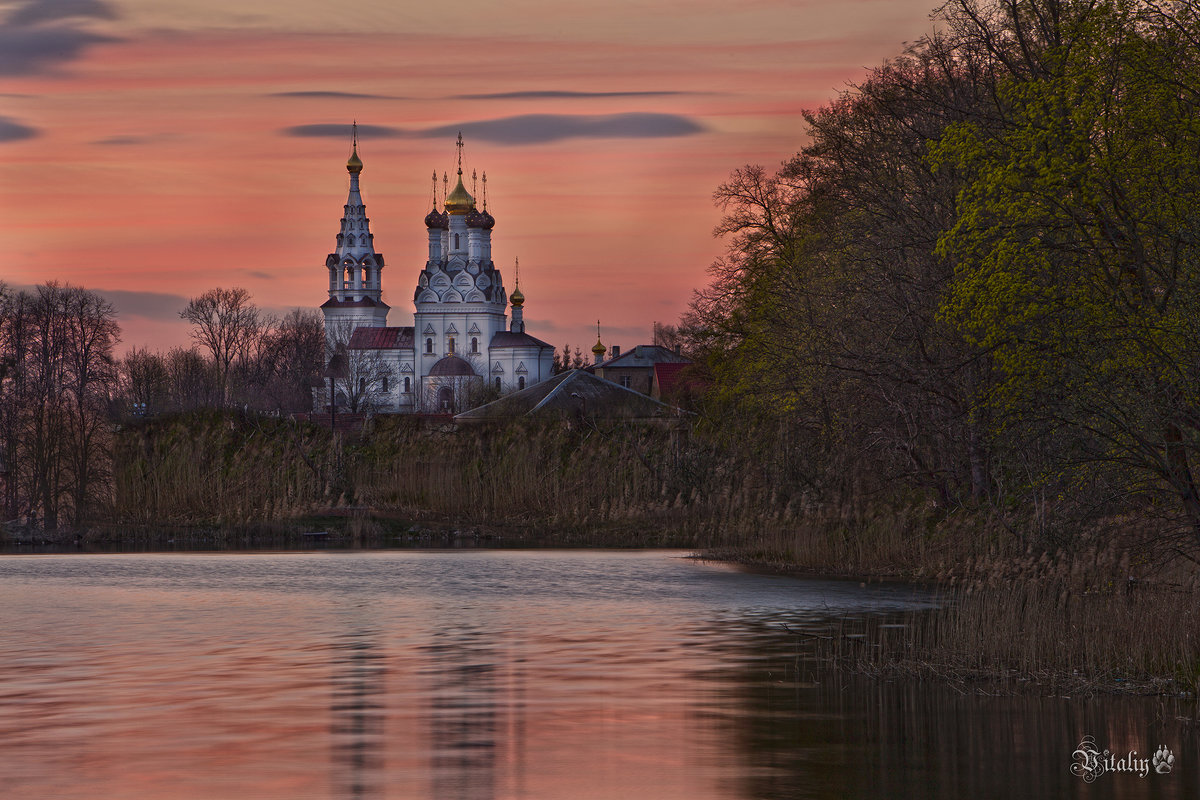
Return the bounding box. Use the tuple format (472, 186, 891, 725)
(96, 410, 1200, 694)
(793, 536, 1200, 695)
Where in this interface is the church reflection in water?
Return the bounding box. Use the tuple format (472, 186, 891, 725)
(329, 624, 528, 800)
(329, 628, 386, 799)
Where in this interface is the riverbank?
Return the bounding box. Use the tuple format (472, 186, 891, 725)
(722, 522, 1200, 698)
(7, 409, 1199, 696)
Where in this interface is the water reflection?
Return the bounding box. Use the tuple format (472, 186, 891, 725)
(330, 628, 385, 799)
(426, 630, 501, 800)
(724, 619, 1200, 800)
(0, 551, 1193, 800)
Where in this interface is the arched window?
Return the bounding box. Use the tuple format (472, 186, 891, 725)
(471, 337, 478, 353)
(454, 233, 460, 249)
(518, 376, 525, 390)
(404, 377, 411, 393)
(495, 377, 501, 392)
(359, 377, 366, 393)
(382, 376, 388, 393)
(426, 338, 433, 354)
(448, 337, 455, 354)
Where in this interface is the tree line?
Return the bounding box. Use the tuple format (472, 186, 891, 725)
(1, 283, 324, 530)
(682, 0, 1200, 547)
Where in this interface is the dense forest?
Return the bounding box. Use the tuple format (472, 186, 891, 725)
(681, 0, 1200, 554)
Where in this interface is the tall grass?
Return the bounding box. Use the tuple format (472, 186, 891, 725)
(112, 410, 335, 525)
(808, 542, 1200, 692)
(110, 411, 1051, 568)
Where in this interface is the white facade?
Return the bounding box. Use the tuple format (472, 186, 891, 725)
(319, 135, 554, 414)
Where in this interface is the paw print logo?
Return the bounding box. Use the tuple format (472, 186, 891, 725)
(1153, 746, 1174, 775)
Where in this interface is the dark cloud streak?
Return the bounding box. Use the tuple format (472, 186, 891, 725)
(283, 123, 407, 139)
(269, 91, 405, 100)
(8, 0, 115, 26)
(423, 113, 705, 144)
(0, 116, 38, 142)
(97, 289, 190, 322)
(7, 285, 189, 322)
(453, 90, 695, 100)
(282, 113, 705, 145)
(0, 0, 119, 76)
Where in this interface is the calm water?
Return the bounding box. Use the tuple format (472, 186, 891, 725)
(0, 550, 1194, 799)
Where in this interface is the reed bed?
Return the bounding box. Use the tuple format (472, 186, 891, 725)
(112, 410, 336, 525)
(807, 543, 1200, 694)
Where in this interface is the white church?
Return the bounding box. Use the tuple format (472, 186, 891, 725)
(319, 131, 554, 414)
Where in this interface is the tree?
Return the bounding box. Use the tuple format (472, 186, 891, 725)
(120, 347, 169, 415)
(0, 283, 120, 529)
(933, 0, 1200, 539)
(179, 287, 263, 405)
(684, 23, 1002, 507)
(325, 319, 394, 414)
(253, 309, 325, 411)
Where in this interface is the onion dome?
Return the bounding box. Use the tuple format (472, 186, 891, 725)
(428, 355, 477, 377)
(479, 209, 495, 230)
(509, 285, 524, 307)
(444, 171, 475, 215)
(425, 207, 444, 228)
(465, 207, 486, 228)
(592, 337, 606, 356)
(347, 148, 363, 174)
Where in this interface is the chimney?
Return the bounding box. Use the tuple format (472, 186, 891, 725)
(611, 345, 621, 358)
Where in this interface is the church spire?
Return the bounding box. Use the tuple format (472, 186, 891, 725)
(592, 320, 607, 364)
(509, 257, 525, 333)
(346, 121, 362, 175)
(444, 132, 476, 214)
(326, 124, 382, 304)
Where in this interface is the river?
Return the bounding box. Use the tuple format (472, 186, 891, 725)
(0, 549, 1194, 798)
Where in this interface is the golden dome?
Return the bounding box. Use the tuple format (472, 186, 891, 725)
(444, 170, 475, 214)
(592, 337, 606, 356)
(509, 284, 524, 307)
(347, 148, 363, 174)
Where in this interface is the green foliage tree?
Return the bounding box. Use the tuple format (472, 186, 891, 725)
(933, 0, 1200, 539)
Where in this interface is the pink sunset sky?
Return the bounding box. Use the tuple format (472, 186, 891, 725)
(0, 0, 936, 354)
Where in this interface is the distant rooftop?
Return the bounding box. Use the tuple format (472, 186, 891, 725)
(454, 369, 688, 424)
(597, 344, 691, 370)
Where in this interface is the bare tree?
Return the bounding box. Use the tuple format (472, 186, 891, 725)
(179, 287, 263, 405)
(1, 283, 120, 529)
(120, 347, 170, 415)
(256, 309, 325, 412)
(324, 319, 395, 414)
(59, 286, 120, 526)
(164, 347, 220, 411)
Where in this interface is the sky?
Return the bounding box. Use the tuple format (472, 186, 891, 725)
(0, 0, 938, 355)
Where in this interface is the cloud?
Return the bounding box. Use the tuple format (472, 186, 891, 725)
(423, 113, 705, 144)
(282, 113, 705, 145)
(246, 270, 273, 280)
(0, 116, 37, 142)
(282, 122, 407, 139)
(7, 0, 115, 26)
(96, 289, 191, 321)
(6, 284, 188, 321)
(268, 91, 405, 100)
(0, 0, 118, 76)
(452, 90, 695, 100)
